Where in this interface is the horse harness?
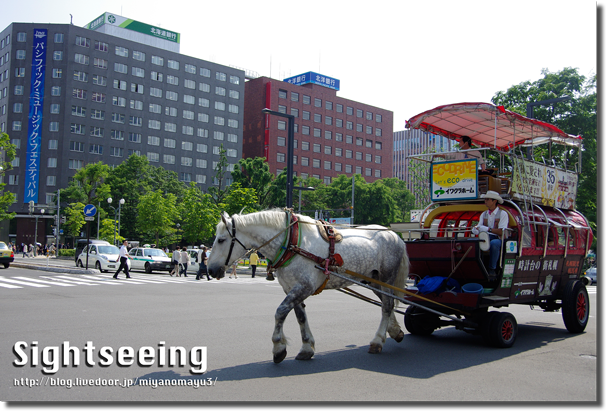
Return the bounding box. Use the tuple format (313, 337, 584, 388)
(267, 211, 344, 294)
(223, 210, 343, 295)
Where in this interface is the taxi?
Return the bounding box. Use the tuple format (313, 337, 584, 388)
(0, 241, 15, 268)
(127, 246, 172, 273)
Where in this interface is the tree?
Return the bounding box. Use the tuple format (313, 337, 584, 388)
(61, 162, 111, 238)
(378, 178, 416, 222)
(492, 67, 597, 241)
(231, 157, 274, 209)
(179, 182, 219, 245)
(136, 190, 180, 248)
(208, 144, 230, 206)
(98, 218, 123, 245)
(63, 202, 86, 239)
(0, 132, 17, 221)
(220, 183, 259, 216)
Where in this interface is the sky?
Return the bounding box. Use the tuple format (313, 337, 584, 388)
(0, 0, 600, 132)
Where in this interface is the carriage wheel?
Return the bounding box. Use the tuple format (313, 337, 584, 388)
(404, 305, 437, 336)
(562, 280, 589, 333)
(484, 311, 517, 348)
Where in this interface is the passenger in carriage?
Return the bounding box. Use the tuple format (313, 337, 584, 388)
(436, 136, 493, 175)
(471, 190, 509, 278)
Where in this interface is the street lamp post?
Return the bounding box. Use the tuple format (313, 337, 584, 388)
(262, 108, 295, 208)
(294, 183, 315, 213)
(34, 208, 45, 256)
(107, 198, 125, 245)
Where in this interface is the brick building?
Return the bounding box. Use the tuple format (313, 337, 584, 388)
(244, 74, 393, 184)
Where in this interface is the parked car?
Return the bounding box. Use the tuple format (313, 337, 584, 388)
(584, 266, 597, 284)
(76, 242, 120, 272)
(75, 239, 114, 263)
(0, 241, 14, 268)
(128, 247, 172, 273)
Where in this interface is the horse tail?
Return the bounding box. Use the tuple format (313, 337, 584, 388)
(392, 247, 410, 307)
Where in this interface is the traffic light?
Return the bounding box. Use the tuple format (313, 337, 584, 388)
(28, 201, 34, 214)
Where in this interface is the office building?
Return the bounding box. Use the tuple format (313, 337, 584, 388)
(244, 73, 393, 184)
(393, 128, 456, 208)
(0, 13, 244, 244)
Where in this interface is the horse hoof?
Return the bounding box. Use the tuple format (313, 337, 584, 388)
(393, 331, 405, 343)
(368, 344, 383, 354)
(295, 351, 314, 361)
(273, 349, 287, 364)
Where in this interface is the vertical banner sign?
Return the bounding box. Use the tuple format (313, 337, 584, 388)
(430, 159, 478, 201)
(24, 28, 47, 204)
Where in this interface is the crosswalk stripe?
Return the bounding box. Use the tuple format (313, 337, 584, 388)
(119, 274, 179, 283)
(0, 280, 22, 288)
(40, 276, 101, 286)
(12, 277, 76, 287)
(0, 276, 49, 287)
(79, 275, 149, 285)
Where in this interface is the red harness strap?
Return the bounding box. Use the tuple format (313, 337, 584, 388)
(292, 223, 343, 272)
(268, 212, 300, 270)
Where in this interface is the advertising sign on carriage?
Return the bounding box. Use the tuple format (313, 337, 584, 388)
(512, 159, 578, 209)
(430, 159, 478, 202)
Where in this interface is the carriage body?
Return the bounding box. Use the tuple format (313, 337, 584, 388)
(396, 102, 593, 346)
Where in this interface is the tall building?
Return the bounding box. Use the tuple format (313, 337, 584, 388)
(244, 73, 393, 184)
(393, 128, 456, 208)
(0, 13, 244, 245)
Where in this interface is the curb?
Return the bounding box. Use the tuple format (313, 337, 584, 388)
(11, 262, 99, 275)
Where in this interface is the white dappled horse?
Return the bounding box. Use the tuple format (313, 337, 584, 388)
(207, 209, 410, 363)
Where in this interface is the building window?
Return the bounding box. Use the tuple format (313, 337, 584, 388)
(302, 125, 310, 135)
(357, 109, 363, 118)
(90, 126, 104, 137)
(198, 113, 209, 123)
(50, 104, 60, 114)
(375, 155, 382, 164)
(324, 161, 331, 170)
(132, 67, 145, 78)
(184, 79, 196, 89)
(165, 122, 177, 133)
(356, 152, 363, 160)
(325, 116, 332, 126)
(180, 173, 191, 182)
(346, 164, 352, 173)
(183, 110, 195, 120)
(131, 83, 144, 94)
(366, 111, 373, 121)
(200, 67, 211, 77)
(314, 98, 322, 108)
(277, 153, 285, 163)
(166, 90, 178, 101)
(94, 41, 108, 52)
(14, 85, 24, 95)
(167, 75, 179, 85)
(151, 71, 163, 82)
(12, 121, 21, 131)
(48, 158, 57, 168)
(185, 64, 196, 74)
(365, 139, 373, 148)
(325, 101, 333, 110)
(314, 114, 321, 123)
(313, 128, 321, 138)
(151, 55, 164, 66)
(279, 89, 287, 99)
(199, 83, 210, 93)
(129, 132, 141, 143)
(89, 144, 103, 155)
(336, 118, 343, 128)
(54, 33, 64, 43)
(291, 92, 299, 102)
(111, 147, 124, 157)
(73, 70, 87, 82)
(148, 120, 161, 130)
(75, 36, 90, 48)
(229, 75, 239, 85)
(130, 100, 143, 110)
(168, 60, 179, 70)
(115, 46, 129, 57)
(375, 128, 382, 137)
(70, 123, 86, 135)
(15, 68, 25, 78)
(72, 105, 86, 117)
(94, 58, 108, 69)
(74, 53, 89, 65)
(376, 114, 382, 122)
(184, 95, 195, 105)
(278, 121, 286, 130)
(69, 141, 84, 152)
(13, 103, 23, 113)
(91, 109, 105, 120)
(216, 72, 227, 81)
(149, 103, 161, 114)
(375, 141, 382, 150)
(356, 137, 363, 146)
(181, 157, 193, 166)
(335, 147, 342, 157)
(114, 63, 128, 74)
(150, 87, 162, 98)
(129, 116, 142, 127)
(313, 159, 321, 168)
(147, 152, 160, 163)
(111, 130, 124, 140)
(148, 136, 160, 146)
(133, 50, 146, 61)
(47, 176, 56, 186)
(112, 96, 126, 107)
(113, 79, 127, 90)
(215, 86, 226, 96)
(166, 107, 177, 117)
(52, 51, 62, 61)
(17, 32, 26, 42)
(52, 68, 62, 78)
(163, 154, 175, 164)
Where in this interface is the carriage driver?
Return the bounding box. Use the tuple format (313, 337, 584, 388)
(471, 190, 509, 278)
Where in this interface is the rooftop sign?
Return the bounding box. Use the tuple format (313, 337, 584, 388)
(283, 71, 340, 91)
(85, 12, 180, 44)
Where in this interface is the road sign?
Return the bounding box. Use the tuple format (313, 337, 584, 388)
(84, 216, 95, 221)
(84, 204, 97, 217)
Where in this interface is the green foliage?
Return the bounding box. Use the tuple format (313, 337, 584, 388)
(98, 218, 123, 245)
(492, 67, 597, 237)
(136, 190, 180, 248)
(231, 157, 274, 208)
(64, 203, 86, 238)
(0, 132, 17, 221)
(60, 161, 111, 205)
(208, 144, 230, 206)
(58, 249, 75, 257)
(220, 183, 259, 216)
(179, 182, 219, 245)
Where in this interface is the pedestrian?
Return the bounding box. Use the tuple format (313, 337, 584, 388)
(22, 243, 27, 258)
(249, 251, 259, 278)
(196, 245, 211, 281)
(29, 244, 34, 258)
(179, 246, 190, 277)
(169, 248, 180, 276)
(228, 260, 238, 279)
(113, 240, 133, 279)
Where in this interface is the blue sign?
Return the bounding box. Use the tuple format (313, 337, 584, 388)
(283, 71, 340, 91)
(24, 28, 48, 204)
(84, 204, 97, 217)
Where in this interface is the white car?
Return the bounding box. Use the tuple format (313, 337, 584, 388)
(585, 266, 597, 284)
(128, 247, 172, 273)
(76, 243, 121, 272)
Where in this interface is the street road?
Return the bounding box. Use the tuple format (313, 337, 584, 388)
(0, 263, 598, 403)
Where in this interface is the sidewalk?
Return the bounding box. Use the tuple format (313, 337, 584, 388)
(11, 255, 99, 274)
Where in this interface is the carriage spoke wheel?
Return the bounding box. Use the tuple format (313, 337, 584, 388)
(562, 280, 589, 333)
(484, 311, 517, 348)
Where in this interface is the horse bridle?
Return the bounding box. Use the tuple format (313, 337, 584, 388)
(221, 214, 248, 266)
(220, 212, 300, 268)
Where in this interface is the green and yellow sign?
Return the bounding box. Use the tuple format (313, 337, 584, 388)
(85, 12, 180, 44)
(430, 159, 478, 201)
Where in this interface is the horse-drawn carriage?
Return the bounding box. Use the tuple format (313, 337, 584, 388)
(397, 102, 593, 348)
(207, 102, 593, 362)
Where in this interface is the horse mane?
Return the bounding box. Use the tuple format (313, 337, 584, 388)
(232, 208, 317, 231)
(232, 208, 289, 231)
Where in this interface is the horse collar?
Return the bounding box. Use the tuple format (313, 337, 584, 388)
(268, 212, 301, 270)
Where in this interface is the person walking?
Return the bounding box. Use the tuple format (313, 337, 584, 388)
(22, 243, 27, 258)
(169, 247, 180, 276)
(249, 251, 259, 278)
(196, 245, 211, 281)
(113, 240, 133, 279)
(179, 246, 190, 277)
(228, 260, 238, 279)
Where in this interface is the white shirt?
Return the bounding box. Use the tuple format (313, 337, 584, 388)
(119, 245, 129, 259)
(479, 207, 509, 238)
(180, 251, 190, 264)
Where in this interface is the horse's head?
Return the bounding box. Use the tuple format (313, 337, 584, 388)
(207, 212, 248, 279)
